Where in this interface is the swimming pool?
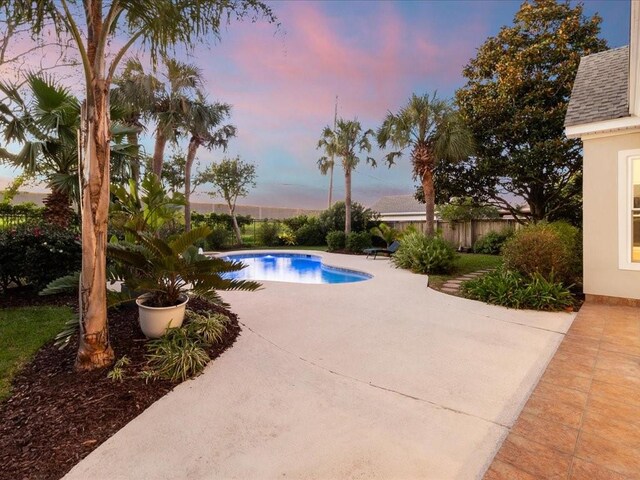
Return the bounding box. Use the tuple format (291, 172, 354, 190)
(221, 253, 371, 284)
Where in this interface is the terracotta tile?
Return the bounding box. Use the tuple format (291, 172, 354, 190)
(521, 382, 587, 429)
(495, 433, 571, 479)
(600, 340, 640, 358)
(575, 431, 640, 478)
(594, 351, 640, 388)
(570, 458, 635, 480)
(483, 459, 540, 480)
(593, 368, 640, 390)
(511, 412, 579, 455)
(546, 352, 596, 379)
(540, 364, 592, 392)
(581, 413, 640, 451)
(568, 322, 603, 339)
(585, 396, 640, 428)
(560, 334, 601, 356)
(590, 379, 640, 409)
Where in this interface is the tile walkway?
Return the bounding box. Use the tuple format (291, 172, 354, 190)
(483, 301, 640, 479)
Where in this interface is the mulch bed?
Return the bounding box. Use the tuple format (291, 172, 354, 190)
(0, 294, 241, 480)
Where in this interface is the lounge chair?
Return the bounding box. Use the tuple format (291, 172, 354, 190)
(364, 240, 400, 259)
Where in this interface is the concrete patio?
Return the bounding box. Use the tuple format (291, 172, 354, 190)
(64, 251, 575, 480)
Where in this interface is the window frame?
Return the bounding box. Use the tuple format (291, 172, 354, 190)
(618, 149, 640, 271)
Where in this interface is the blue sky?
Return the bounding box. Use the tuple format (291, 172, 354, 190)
(0, 0, 632, 209)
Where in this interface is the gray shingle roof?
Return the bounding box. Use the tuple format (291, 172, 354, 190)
(565, 46, 630, 127)
(369, 195, 425, 214)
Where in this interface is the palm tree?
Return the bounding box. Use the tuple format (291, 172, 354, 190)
(4, 0, 277, 371)
(318, 118, 375, 235)
(182, 98, 236, 231)
(377, 93, 474, 236)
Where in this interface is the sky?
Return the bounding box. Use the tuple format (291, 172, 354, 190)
(0, 0, 632, 209)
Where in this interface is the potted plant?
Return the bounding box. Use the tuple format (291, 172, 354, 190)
(108, 226, 260, 338)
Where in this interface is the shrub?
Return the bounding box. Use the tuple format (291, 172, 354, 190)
(277, 225, 296, 246)
(206, 224, 230, 250)
(145, 327, 210, 382)
(318, 201, 377, 235)
(282, 214, 310, 232)
(502, 222, 580, 284)
(346, 231, 372, 253)
(185, 310, 228, 345)
(0, 223, 81, 293)
(326, 230, 346, 251)
(392, 232, 456, 274)
(257, 221, 281, 246)
(473, 230, 513, 255)
(295, 219, 325, 246)
(461, 269, 574, 311)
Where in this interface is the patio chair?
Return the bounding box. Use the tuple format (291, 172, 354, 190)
(364, 240, 400, 259)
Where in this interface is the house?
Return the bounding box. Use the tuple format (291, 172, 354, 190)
(368, 194, 426, 225)
(565, 2, 640, 303)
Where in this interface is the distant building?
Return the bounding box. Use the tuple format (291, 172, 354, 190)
(369, 194, 426, 223)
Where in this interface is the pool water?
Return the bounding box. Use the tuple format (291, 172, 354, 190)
(221, 253, 371, 284)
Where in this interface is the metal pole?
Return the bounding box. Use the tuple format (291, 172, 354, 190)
(328, 95, 338, 208)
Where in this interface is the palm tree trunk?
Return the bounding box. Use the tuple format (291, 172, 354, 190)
(345, 166, 352, 235)
(228, 202, 242, 244)
(152, 129, 167, 178)
(422, 169, 435, 236)
(76, 81, 114, 371)
(184, 137, 198, 232)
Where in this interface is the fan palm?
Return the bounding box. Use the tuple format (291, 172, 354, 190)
(182, 98, 236, 231)
(377, 93, 474, 235)
(317, 118, 375, 235)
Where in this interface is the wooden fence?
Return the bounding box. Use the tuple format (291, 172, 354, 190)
(390, 219, 521, 249)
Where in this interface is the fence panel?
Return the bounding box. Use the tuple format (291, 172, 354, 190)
(390, 219, 520, 248)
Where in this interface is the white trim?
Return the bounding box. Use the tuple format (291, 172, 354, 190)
(618, 149, 640, 271)
(630, 1, 640, 116)
(566, 115, 640, 138)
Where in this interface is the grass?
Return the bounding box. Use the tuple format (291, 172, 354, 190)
(428, 253, 503, 289)
(0, 305, 72, 400)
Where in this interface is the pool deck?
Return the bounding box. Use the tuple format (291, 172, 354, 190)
(64, 250, 575, 480)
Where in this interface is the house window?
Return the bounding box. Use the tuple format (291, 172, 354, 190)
(618, 149, 640, 270)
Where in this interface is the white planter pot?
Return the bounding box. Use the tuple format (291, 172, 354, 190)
(136, 293, 188, 338)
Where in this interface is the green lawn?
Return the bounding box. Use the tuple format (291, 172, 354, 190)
(428, 253, 503, 289)
(0, 306, 72, 400)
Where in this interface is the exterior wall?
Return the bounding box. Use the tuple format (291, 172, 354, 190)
(583, 131, 640, 300)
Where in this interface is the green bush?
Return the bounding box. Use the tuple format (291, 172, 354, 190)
(257, 221, 281, 246)
(392, 232, 456, 274)
(206, 224, 230, 250)
(502, 222, 580, 284)
(295, 219, 325, 246)
(145, 309, 229, 382)
(277, 225, 296, 246)
(346, 231, 372, 253)
(319, 201, 377, 235)
(0, 223, 81, 293)
(282, 214, 310, 232)
(473, 230, 513, 255)
(326, 230, 346, 251)
(461, 269, 574, 311)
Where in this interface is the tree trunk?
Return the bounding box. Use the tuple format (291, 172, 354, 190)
(228, 202, 242, 244)
(76, 82, 114, 371)
(344, 167, 352, 235)
(152, 129, 167, 178)
(422, 169, 435, 236)
(184, 137, 199, 232)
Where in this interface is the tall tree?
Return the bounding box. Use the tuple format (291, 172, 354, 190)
(0, 0, 277, 370)
(377, 93, 473, 235)
(200, 156, 256, 244)
(183, 99, 236, 231)
(452, 0, 607, 223)
(317, 118, 375, 235)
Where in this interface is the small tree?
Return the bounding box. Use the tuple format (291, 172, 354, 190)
(200, 156, 256, 244)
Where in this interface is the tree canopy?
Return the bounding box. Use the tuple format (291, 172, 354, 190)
(446, 0, 607, 223)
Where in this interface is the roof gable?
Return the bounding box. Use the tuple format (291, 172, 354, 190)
(565, 46, 630, 128)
